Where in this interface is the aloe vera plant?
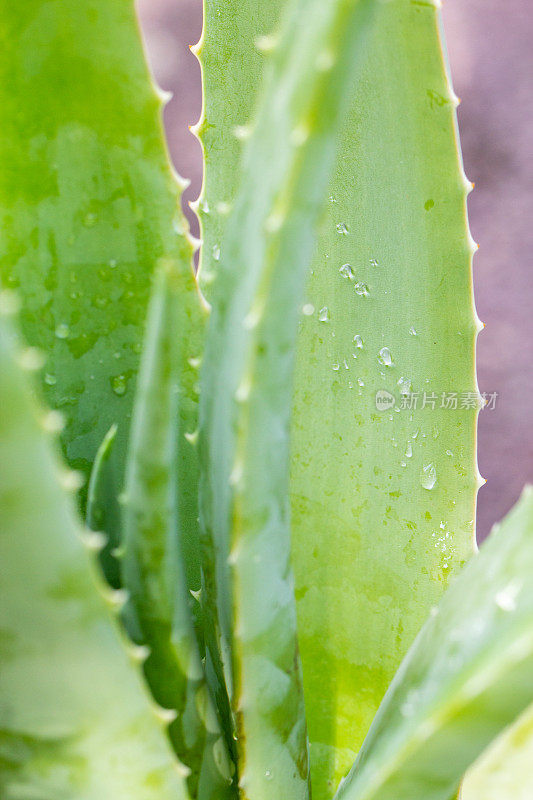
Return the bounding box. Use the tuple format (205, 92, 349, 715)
(0, 309, 187, 800)
(199, 0, 480, 793)
(0, 0, 531, 798)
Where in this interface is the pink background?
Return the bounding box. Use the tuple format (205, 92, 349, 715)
(136, 0, 533, 542)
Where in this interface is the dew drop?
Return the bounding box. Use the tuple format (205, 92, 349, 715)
(353, 334, 363, 349)
(265, 770, 273, 781)
(378, 347, 393, 367)
(339, 263, 355, 279)
(405, 442, 413, 458)
(318, 306, 329, 322)
(370, 257, 379, 267)
(354, 282, 370, 297)
(329, 195, 338, 204)
(109, 259, 117, 269)
(332, 362, 340, 371)
(409, 326, 418, 336)
(336, 222, 349, 235)
(44, 373, 57, 386)
(357, 377, 365, 387)
(55, 323, 70, 340)
(397, 376, 412, 395)
(111, 374, 128, 396)
(302, 303, 315, 316)
(212, 244, 221, 261)
(420, 463, 437, 490)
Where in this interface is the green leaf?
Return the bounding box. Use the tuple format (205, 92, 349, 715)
(462, 703, 533, 800)
(86, 423, 121, 587)
(121, 261, 234, 800)
(333, 486, 533, 800)
(291, 2, 480, 792)
(196, 0, 283, 298)
(199, 0, 378, 796)
(0, 303, 189, 800)
(0, 0, 188, 514)
(201, 2, 479, 795)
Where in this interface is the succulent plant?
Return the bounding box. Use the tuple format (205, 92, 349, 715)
(0, 1, 531, 799)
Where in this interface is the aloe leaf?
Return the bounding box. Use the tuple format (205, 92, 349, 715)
(332, 486, 533, 800)
(461, 703, 533, 800)
(201, 1, 480, 795)
(0, 303, 189, 800)
(290, 3, 481, 792)
(86, 424, 121, 586)
(0, 0, 189, 514)
(120, 261, 234, 799)
(199, 0, 377, 796)
(195, 1, 283, 296)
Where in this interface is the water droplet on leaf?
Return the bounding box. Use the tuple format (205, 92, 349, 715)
(111, 374, 128, 396)
(339, 263, 355, 279)
(55, 323, 70, 340)
(378, 347, 393, 367)
(421, 463, 437, 490)
(397, 376, 411, 394)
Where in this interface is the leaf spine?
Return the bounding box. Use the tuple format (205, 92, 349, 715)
(17, 346, 45, 371)
(255, 34, 278, 54)
(0, 289, 21, 316)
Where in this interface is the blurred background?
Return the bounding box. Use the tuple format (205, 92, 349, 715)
(136, 0, 532, 543)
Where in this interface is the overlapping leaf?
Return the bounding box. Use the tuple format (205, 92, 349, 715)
(200, 1, 480, 796)
(0, 0, 194, 545)
(0, 306, 188, 800)
(198, 0, 378, 796)
(334, 487, 533, 800)
(120, 262, 234, 799)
